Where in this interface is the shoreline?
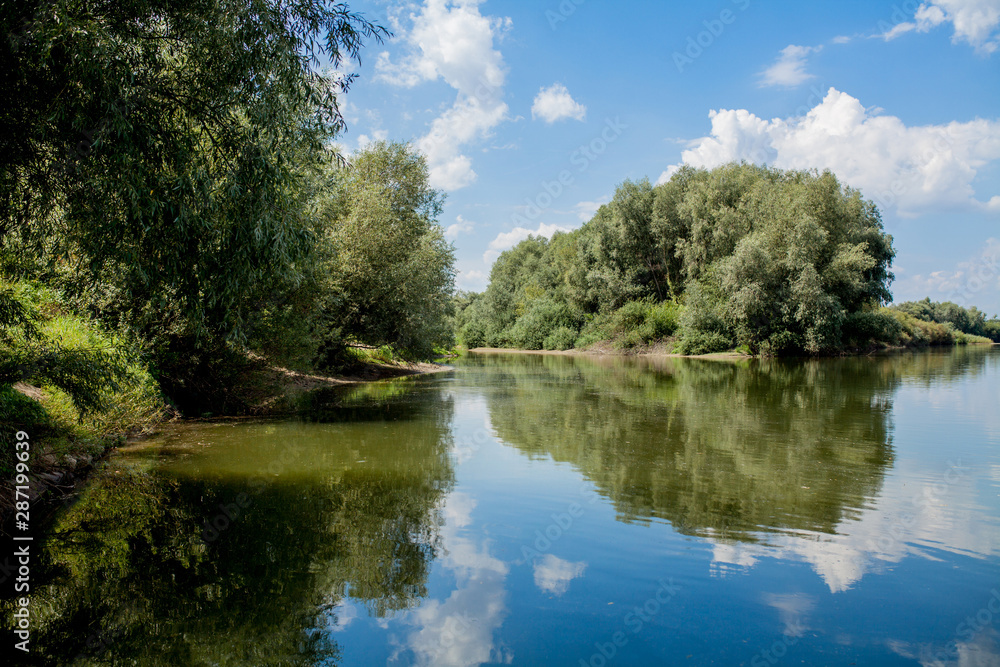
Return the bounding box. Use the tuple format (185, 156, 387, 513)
(468, 345, 751, 360)
(469, 340, 998, 359)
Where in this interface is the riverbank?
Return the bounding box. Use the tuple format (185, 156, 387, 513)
(469, 338, 998, 359)
(469, 342, 751, 359)
(0, 358, 451, 529)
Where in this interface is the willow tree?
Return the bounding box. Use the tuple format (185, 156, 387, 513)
(0, 0, 387, 344)
(677, 166, 895, 354)
(312, 141, 456, 360)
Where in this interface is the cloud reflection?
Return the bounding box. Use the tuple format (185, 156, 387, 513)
(532, 554, 587, 596)
(393, 492, 512, 667)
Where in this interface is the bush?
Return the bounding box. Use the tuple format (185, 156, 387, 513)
(0, 385, 52, 477)
(675, 283, 733, 354)
(674, 331, 733, 355)
(504, 299, 582, 350)
(644, 301, 681, 339)
(954, 331, 994, 346)
(574, 312, 614, 349)
(981, 320, 1000, 343)
(613, 301, 649, 332)
(842, 310, 904, 347)
(892, 312, 954, 347)
(607, 299, 682, 348)
(543, 326, 578, 351)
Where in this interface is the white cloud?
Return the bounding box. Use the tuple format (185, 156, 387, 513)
(456, 269, 487, 291)
(878, 0, 1000, 53)
(657, 88, 1000, 215)
(573, 199, 607, 222)
(356, 129, 388, 151)
(895, 238, 1000, 309)
(445, 214, 475, 240)
(710, 454, 1000, 594)
(532, 555, 587, 595)
(531, 83, 587, 123)
(759, 45, 821, 88)
(376, 1, 512, 191)
(483, 222, 572, 263)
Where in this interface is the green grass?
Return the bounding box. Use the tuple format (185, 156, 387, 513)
(0, 279, 166, 480)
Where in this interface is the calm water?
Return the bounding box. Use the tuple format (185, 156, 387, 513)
(6, 347, 1000, 666)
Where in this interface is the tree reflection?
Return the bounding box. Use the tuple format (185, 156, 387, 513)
(2, 382, 455, 666)
(475, 349, 991, 542)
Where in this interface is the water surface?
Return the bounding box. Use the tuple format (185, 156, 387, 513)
(7, 347, 1000, 665)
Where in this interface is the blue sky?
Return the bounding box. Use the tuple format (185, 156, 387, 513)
(337, 0, 1000, 313)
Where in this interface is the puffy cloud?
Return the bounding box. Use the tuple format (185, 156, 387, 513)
(456, 269, 487, 291)
(483, 222, 572, 263)
(879, 0, 1000, 53)
(895, 238, 1000, 309)
(531, 83, 587, 123)
(657, 88, 1000, 216)
(376, 1, 512, 191)
(709, 455, 1000, 594)
(356, 129, 388, 151)
(532, 555, 586, 595)
(445, 214, 476, 240)
(759, 45, 821, 88)
(573, 198, 607, 222)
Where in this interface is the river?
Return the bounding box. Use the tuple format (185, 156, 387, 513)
(6, 347, 1000, 665)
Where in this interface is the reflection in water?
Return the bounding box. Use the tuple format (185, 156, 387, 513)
(532, 555, 587, 596)
(390, 492, 511, 667)
(473, 348, 1000, 593)
(7, 381, 455, 665)
(2, 346, 998, 666)
(477, 352, 899, 540)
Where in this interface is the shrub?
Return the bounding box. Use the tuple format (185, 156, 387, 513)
(892, 312, 954, 346)
(608, 299, 682, 348)
(981, 320, 1000, 343)
(675, 283, 733, 354)
(674, 331, 733, 355)
(842, 310, 904, 347)
(504, 299, 582, 350)
(543, 326, 578, 351)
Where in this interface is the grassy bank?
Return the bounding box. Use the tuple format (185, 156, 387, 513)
(1, 280, 166, 519)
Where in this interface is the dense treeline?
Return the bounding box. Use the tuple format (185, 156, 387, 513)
(891, 298, 1000, 343)
(0, 2, 455, 479)
(457, 164, 997, 355)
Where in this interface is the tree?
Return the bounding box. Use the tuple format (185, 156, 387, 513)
(313, 141, 456, 359)
(1, 0, 388, 344)
(465, 163, 898, 356)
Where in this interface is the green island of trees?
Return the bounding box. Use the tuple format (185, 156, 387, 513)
(456, 164, 999, 355)
(0, 2, 996, 509)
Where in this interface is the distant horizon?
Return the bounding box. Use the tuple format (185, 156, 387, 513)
(339, 0, 1000, 312)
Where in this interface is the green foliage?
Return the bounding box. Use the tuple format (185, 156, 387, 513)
(504, 298, 583, 350)
(543, 326, 578, 351)
(611, 300, 681, 348)
(0, 279, 165, 477)
(3, 0, 387, 346)
(983, 320, 1000, 342)
(892, 298, 993, 339)
(890, 311, 956, 346)
(466, 163, 901, 356)
(842, 309, 904, 348)
(312, 141, 456, 362)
